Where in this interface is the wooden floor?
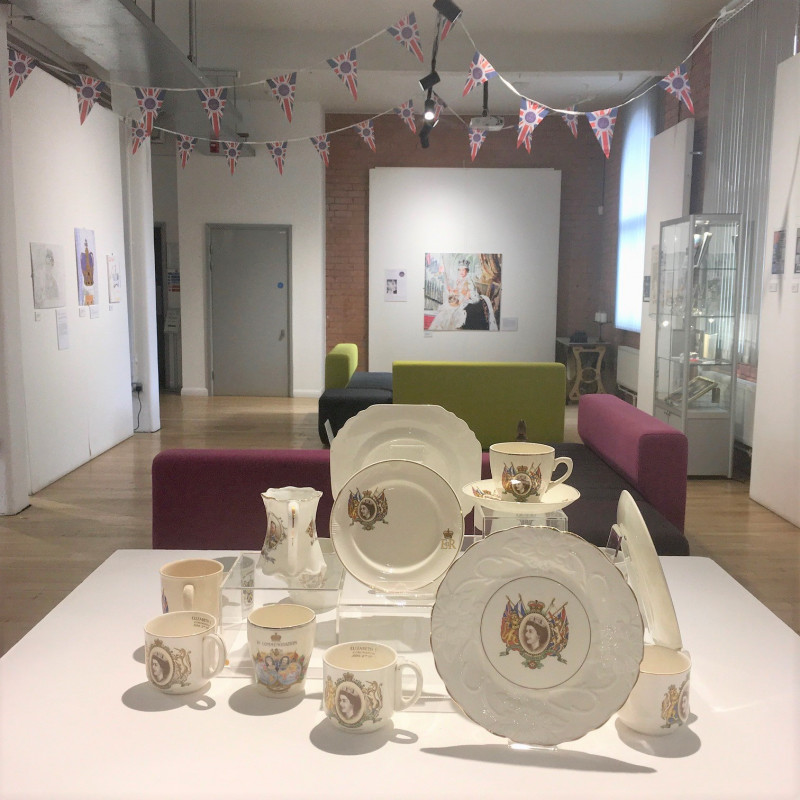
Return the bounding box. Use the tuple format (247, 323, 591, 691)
(1, 395, 797, 655)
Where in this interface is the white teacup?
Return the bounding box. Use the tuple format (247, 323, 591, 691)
(160, 558, 224, 620)
(144, 611, 226, 694)
(617, 645, 692, 736)
(323, 641, 423, 733)
(489, 442, 573, 502)
(247, 604, 316, 697)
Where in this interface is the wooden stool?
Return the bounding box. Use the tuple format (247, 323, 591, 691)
(568, 344, 606, 402)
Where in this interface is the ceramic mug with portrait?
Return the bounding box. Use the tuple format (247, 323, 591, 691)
(489, 442, 573, 502)
(617, 644, 692, 736)
(322, 641, 423, 733)
(160, 558, 224, 621)
(144, 611, 226, 695)
(247, 603, 316, 697)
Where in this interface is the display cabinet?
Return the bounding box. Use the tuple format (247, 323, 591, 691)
(654, 215, 740, 476)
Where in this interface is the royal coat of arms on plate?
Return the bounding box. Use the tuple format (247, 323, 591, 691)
(347, 487, 389, 530)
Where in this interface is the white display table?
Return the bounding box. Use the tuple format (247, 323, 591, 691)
(1, 549, 798, 799)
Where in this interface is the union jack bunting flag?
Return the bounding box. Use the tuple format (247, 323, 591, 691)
(517, 99, 549, 152)
(266, 73, 297, 123)
(8, 48, 36, 98)
(462, 52, 496, 97)
(440, 18, 454, 41)
(394, 100, 417, 134)
(659, 64, 695, 115)
(355, 120, 376, 152)
(562, 105, 579, 138)
(386, 13, 424, 62)
(586, 107, 618, 159)
(197, 88, 228, 137)
(310, 134, 331, 167)
(468, 128, 487, 161)
(135, 87, 167, 135)
(224, 141, 242, 175)
(176, 134, 198, 169)
(266, 141, 288, 175)
(326, 49, 358, 102)
(130, 119, 149, 155)
(75, 75, 105, 125)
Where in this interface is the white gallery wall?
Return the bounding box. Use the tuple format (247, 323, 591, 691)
(9, 68, 134, 492)
(368, 168, 561, 370)
(750, 53, 800, 527)
(174, 102, 326, 397)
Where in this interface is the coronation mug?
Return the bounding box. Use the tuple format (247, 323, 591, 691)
(144, 611, 226, 694)
(323, 641, 423, 733)
(160, 558, 224, 621)
(489, 442, 573, 502)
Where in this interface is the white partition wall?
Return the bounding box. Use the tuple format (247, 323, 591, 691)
(368, 168, 561, 370)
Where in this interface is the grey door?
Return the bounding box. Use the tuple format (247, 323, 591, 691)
(209, 225, 290, 396)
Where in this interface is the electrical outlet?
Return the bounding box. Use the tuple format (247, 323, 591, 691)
(132, 382, 143, 393)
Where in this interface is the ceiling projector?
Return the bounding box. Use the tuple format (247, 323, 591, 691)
(469, 114, 505, 132)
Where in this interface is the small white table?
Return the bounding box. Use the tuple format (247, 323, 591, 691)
(1, 550, 798, 799)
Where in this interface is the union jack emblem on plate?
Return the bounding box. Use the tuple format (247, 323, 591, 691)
(462, 51, 496, 97)
(223, 141, 242, 175)
(266, 73, 297, 123)
(500, 596, 569, 669)
(266, 141, 288, 175)
(468, 128, 487, 161)
(197, 88, 228, 137)
(327, 49, 358, 101)
(130, 119, 149, 154)
(562, 105, 579, 138)
(134, 87, 166, 135)
(75, 75, 105, 125)
(347, 488, 389, 531)
(8, 48, 36, 98)
(176, 134, 197, 169)
(310, 134, 331, 167)
(394, 100, 417, 134)
(586, 107, 618, 159)
(659, 64, 695, 115)
(355, 120, 376, 152)
(517, 99, 549, 152)
(386, 12, 424, 62)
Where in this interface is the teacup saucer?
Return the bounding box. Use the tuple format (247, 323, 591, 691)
(461, 480, 580, 515)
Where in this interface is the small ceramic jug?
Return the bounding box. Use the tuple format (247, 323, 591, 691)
(260, 487, 327, 586)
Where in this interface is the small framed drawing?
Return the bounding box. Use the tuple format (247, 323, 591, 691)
(794, 228, 800, 274)
(771, 229, 785, 274)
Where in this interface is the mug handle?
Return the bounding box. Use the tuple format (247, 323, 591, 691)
(394, 658, 423, 711)
(182, 584, 195, 610)
(549, 457, 573, 487)
(202, 633, 227, 679)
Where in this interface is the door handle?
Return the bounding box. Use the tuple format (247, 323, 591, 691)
(279, 329, 285, 341)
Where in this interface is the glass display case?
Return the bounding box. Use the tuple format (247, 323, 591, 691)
(654, 214, 740, 476)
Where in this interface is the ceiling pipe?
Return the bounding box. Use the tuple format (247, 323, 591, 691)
(188, 0, 197, 65)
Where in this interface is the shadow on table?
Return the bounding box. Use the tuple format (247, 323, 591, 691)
(122, 682, 218, 712)
(421, 744, 655, 774)
(614, 717, 701, 758)
(228, 684, 305, 716)
(309, 718, 419, 756)
(132, 645, 145, 664)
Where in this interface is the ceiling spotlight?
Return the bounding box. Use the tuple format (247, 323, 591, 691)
(433, 0, 462, 23)
(419, 70, 441, 92)
(419, 121, 433, 148)
(424, 95, 436, 121)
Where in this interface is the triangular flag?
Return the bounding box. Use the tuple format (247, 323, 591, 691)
(8, 48, 36, 98)
(223, 141, 242, 175)
(463, 52, 496, 97)
(197, 88, 228, 137)
(586, 107, 618, 159)
(355, 120, 376, 152)
(326, 49, 358, 101)
(310, 134, 331, 167)
(562, 105, 579, 138)
(75, 75, 105, 125)
(176, 134, 197, 169)
(135, 87, 167, 135)
(440, 17, 455, 41)
(659, 65, 695, 115)
(266, 73, 297, 123)
(468, 128, 487, 161)
(131, 119, 149, 155)
(394, 100, 417, 134)
(517, 99, 549, 152)
(387, 13, 424, 62)
(266, 141, 288, 175)
(431, 93, 447, 124)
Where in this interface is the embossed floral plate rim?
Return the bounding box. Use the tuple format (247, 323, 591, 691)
(430, 526, 644, 746)
(461, 480, 580, 515)
(330, 459, 464, 592)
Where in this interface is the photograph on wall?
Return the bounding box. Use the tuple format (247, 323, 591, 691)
(771, 229, 785, 274)
(29, 242, 66, 309)
(74, 227, 98, 306)
(424, 252, 501, 331)
(107, 254, 122, 303)
(384, 268, 407, 302)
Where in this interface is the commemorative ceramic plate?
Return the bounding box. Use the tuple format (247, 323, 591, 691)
(614, 490, 683, 650)
(329, 405, 482, 515)
(330, 459, 464, 592)
(430, 526, 644, 746)
(462, 481, 580, 515)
